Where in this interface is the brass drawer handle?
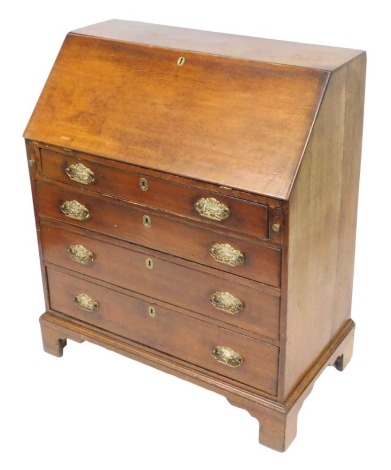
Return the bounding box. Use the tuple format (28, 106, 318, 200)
(212, 346, 243, 368)
(195, 197, 230, 221)
(74, 293, 99, 312)
(67, 244, 94, 265)
(65, 163, 95, 185)
(209, 243, 244, 267)
(60, 200, 90, 221)
(210, 292, 244, 315)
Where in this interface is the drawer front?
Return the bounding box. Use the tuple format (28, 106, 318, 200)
(41, 223, 280, 340)
(36, 182, 281, 287)
(40, 149, 269, 239)
(47, 268, 279, 395)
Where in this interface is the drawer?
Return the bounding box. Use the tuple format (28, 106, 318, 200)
(41, 223, 280, 340)
(36, 182, 281, 287)
(47, 268, 279, 395)
(40, 148, 269, 239)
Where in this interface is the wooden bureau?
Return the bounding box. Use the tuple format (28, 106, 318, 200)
(24, 20, 366, 451)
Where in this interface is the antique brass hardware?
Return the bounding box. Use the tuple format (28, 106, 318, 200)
(143, 215, 152, 228)
(146, 258, 154, 270)
(212, 346, 243, 368)
(139, 177, 148, 191)
(60, 200, 90, 221)
(148, 306, 156, 318)
(177, 56, 186, 66)
(73, 293, 99, 312)
(272, 223, 280, 232)
(210, 292, 244, 315)
(209, 243, 244, 267)
(65, 163, 95, 185)
(67, 244, 94, 265)
(194, 197, 230, 221)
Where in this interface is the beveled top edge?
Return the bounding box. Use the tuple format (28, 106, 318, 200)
(71, 19, 364, 72)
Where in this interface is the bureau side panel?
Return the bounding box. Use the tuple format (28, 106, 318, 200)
(282, 53, 366, 398)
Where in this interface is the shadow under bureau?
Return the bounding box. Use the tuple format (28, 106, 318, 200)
(24, 20, 366, 451)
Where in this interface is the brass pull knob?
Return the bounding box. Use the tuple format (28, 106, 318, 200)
(210, 292, 244, 315)
(209, 243, 244, 267)
(60, 200, 90, 221)
(74, 293, 99, 312)
(67, 244, 94, 265)
(212, 346, 243, 368)
(65, 163, 95, 185)
(194, 197, 230, 221)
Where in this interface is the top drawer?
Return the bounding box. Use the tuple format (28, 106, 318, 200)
(40, 148, 269, 239)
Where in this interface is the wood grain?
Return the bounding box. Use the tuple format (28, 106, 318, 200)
(40, 148, 269, 239)
(36, 181, 282, 287)
(24, 33, 329, 199)
(73, 20, 363, 71)
(282, 52, 366, 397)
(47, 267, 279, 395)
(39, 311, 355, 451)
(25, 21, 366, 451)
(40, 222, 280, 340)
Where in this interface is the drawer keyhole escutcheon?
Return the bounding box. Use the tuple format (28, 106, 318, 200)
(143, 215, 152, 228)
(148, 306, 156, 318)
(74, 293, 99, 312)
(67, 244, 94, 265)
(139, 177, 148, 191)
(60, 200, 90, 221)
(212, 346, 243, 368)
(146, 258, 154, 270)
(177, 56, 186, 66)
(65, 163, 95, 185)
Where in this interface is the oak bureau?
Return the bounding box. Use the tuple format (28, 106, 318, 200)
(24, 20, 366, 451)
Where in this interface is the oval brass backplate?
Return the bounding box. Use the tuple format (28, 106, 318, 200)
(145, 258, 154, 270)
(177, 56, 186, 66)
(65, 163, 95, 185)
(67, 244, 94, 265)
(143, 215, 152, 228)
(212, 346, 243, 368)
(210, 291, 244, 315)
(209, 243, 244, 267)
(194, 197, 230, 221)
(60, 200, 90, 221)
(73, 293, 99, 312)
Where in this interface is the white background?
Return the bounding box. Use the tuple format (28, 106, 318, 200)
(1, 1, 390, 468)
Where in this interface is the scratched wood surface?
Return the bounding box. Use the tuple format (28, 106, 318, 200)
(24, 30, 331, 199)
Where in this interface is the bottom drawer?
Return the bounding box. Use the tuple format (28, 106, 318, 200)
(47, 268, 279, 395)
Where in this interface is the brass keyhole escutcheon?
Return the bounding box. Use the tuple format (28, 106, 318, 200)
(148, 306, 156, 318)
(143, 215, 152, 228)
(146, 257, 154, 270)
(177, 56, 186, 66)
(139, 177, 148, 191)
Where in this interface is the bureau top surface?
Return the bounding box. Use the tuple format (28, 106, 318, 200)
(24, 20, 363, 199)
(73, 20, 362, 71)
